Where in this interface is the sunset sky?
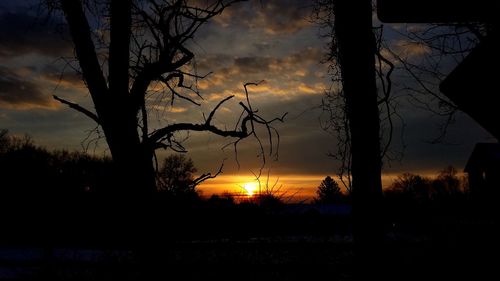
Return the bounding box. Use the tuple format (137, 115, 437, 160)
(0, 0, 494, 200)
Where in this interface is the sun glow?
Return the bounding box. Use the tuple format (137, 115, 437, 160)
(242, 182, 259, 196)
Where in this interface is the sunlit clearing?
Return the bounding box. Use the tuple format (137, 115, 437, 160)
(243, 182, 259, 196)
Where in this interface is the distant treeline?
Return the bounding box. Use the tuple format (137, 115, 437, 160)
(311, 167, 468, 206)
(0, 129, 113, 197)
(0, 130, 201, 202)
(385, 167, 468, 204)
(1, 129, 470, 206)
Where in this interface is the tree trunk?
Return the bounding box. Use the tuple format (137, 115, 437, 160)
(62, 0, 155, 196)
(101, 0, 155, 196)
(334, 0, 384, 276)
(102, 113, 156, 197)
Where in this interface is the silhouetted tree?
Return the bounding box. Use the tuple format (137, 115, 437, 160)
(0, 129, 8, 153)
(0, 129, 34, 152)
(313, 1, 385, 277)
(386, 167, 466, 204)
(0, 130, 112, 196)
(252, 170, 296, 209)
(0, 132, 50, 196)
(314, 176, 342, 204)
(388, 173, 432, 202)
(45, 0, 283, 196)
(208, 192, 235, 207)
(431, 166, 463, 200)
(436, 166, 461, 190)
(313, 1, 399, 193)
(313, 0, 383, 257)
(156, 154, 199, 200)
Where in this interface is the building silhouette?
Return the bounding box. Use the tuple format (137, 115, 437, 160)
(464, 143, 500, 198)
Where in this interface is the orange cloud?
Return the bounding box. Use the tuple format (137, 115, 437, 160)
(298, 83, 317, 94)
(0, 67, 59, 110)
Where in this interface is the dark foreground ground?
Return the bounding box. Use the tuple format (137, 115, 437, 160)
(1, 199, 498, 280)
(1, 235, 498, 281)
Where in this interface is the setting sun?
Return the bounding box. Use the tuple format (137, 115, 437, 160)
(242, 182, 259, 196)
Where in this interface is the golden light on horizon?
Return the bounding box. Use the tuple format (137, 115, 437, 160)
(197, 172, 441, 202)
(242, 182, 259, 196)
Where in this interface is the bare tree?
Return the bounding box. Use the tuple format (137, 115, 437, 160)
(332, 0, 384, 258)
(312, 1, 494, 276)
(252, 169, 298, 207)
(387, 172, 432, 201)
(314, 1, 399, 194)
(44, 0, 284, 195)
(312, 0, 385, 276)
(314, 0, 353, 192)
(156, 153, 218, 201)
(156, 154, 197, 196)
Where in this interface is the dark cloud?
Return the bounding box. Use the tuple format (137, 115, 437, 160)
(0, 67, 55, 109)
(286, 47, 324, 65)
(256, 0, 313, 34)
(216, 0, 312, 35)
(253, 42, 274, 52)
(196, 54, 233, 71)
(198, 47, 324, 77)
(232, 47, 323, 74)
(0, 11, 71, 58)
(233, 56, 273, 73)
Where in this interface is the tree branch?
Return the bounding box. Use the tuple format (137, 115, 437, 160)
(150, 120, 249, 146)
(129, 0, 242, 113)
(192, 161, 224, 187)
(206, 95, 234, 124)
(53, 95, 100, 124)
(149, 83, 286, 164)
(148, 93, 248, 145)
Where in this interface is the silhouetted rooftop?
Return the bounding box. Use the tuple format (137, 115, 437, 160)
(464, 143, 500, 172)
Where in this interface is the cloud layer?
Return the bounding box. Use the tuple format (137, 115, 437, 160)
(0, 11, 71, 58)
(214, 0, 313, 35)
(0, 0, 494, 197)
(0, 67, 57, 109)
